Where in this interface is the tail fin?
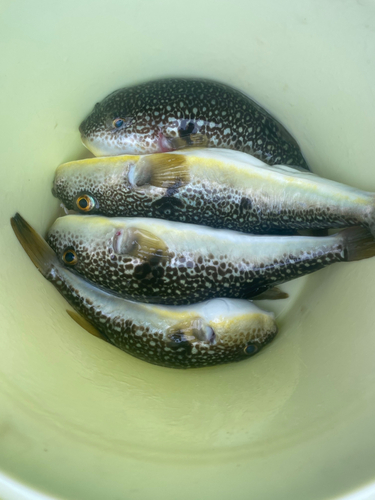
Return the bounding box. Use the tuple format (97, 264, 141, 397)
(11, 213, 58, 276)
(342, 226, 375, 262)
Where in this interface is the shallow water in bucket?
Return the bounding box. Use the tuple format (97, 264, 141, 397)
(1, 1, 375, 499)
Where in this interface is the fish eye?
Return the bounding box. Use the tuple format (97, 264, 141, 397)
(76, 194, 95, 212)
(113, 118, 125, 129)
(63, 249, 78, 266)
(244, 344, 259, 356)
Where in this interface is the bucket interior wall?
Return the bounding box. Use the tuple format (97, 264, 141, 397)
(1, 1, 375, 499)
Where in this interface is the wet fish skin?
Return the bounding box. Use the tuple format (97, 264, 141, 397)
(53, 149, 375, 235)
(11, 213, 278, 369)
(79, 78, 309, 169)
(46, 215, 375, 306)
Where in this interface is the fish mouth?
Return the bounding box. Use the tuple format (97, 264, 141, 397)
(79, 125, 87, 142)
(79, 118, 89, 143)
(80, 133, 92, 153)
(80, 133, 113, 156)
(267, 324, 279, 344)
(79, 120, 91, 147)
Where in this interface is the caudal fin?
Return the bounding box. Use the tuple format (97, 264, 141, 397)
(342, 226, 375, 262)
(11, 213, 58, 276)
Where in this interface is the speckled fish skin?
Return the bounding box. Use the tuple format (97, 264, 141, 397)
(79, 78, 309, 169)
(46, 215, 375, 305)
(53, 149, 375, 235)
(11, 214, 278, 369)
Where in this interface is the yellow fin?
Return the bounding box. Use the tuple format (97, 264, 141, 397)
(114, 227, 169, 265)
(253, 287, 289, 300)
(67, 310, 111, 342)
(167, 318, 214, 344)
(167, 133, 209, 150)
(190, 133, 209, 147)
(341, 227, 375, 262)
(134, 153, 190, 188)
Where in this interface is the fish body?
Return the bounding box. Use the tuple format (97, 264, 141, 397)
(79, 78, 309, 169)
(53, 149, 375, 235)
(46, 215, 375, 305)
(11, 214, 277, 368)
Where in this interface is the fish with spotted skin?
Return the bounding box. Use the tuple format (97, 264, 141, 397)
(79, 78, 309, 169)
(46, 215, 375, 305)
(11, 213, 278, 369)
(53, 148, 375, 235)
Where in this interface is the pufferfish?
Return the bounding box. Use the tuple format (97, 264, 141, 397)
(11, 214, 278, 369)
(53, 148, 375, 235)
(79, 78, 309, 169)
(46, 215, 375, 305)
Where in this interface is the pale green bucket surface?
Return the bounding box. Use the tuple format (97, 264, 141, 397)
(1, 1, 375, 499)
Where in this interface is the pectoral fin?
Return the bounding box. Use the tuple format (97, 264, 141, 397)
(67, 310, 112, 343)
(167, 318, 215, 346)
(167, 133, 209, 150)
(113, 227, 169, 265)
(133, 153, 190, 188)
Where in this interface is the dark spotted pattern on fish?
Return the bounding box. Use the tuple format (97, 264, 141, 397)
(54, 177, 365, 234)
(47, 267, 276, 368)
(47, 230, 345, 305)
(149, 185, 363, 233)
(80, 78, 309, 169)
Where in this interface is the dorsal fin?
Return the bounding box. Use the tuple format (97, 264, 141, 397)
(252, 287, 289, 300)
(272, 164, 315, 176)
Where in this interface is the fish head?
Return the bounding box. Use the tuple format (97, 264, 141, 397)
(46, 215, 169, 283)
(164, 298, 278, 366)
(202, 298, 278, 359)
(79, 90, 161, 156)
(46, 215, 119, 274)
(52, 156, 137, 214)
